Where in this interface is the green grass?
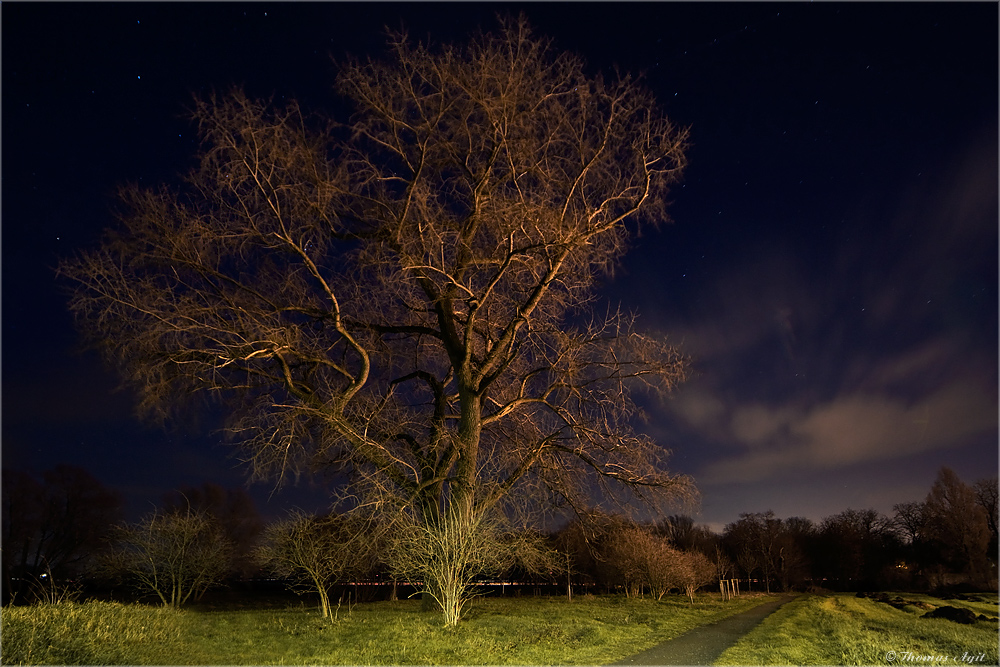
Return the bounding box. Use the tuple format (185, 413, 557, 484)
(715, 593, 1000, 666)
(1, 593, 774, 665)
(0, 600, 185, 665)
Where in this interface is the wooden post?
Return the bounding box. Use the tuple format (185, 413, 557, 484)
(720, 579, 739, 600)
(721, 579, 741, 601)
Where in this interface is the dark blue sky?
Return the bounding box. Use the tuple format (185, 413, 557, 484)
(3, 2, 997, 528)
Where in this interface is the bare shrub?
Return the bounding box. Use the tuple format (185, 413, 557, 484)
(107, 509, 231, 607)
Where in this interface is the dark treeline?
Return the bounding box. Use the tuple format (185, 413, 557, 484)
(1, 465, 122, 603)
(2, 466, 996, 606)
(545, 466, 996, 597)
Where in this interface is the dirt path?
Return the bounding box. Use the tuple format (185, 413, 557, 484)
(610, 594, 800, 666)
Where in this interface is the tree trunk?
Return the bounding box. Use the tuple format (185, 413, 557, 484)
(320, 588, 330, 618)
(566, 551, 572, 601)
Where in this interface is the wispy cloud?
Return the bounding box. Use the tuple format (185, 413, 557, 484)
(696, 367, 995, 484)
(655, 129, 998, 488)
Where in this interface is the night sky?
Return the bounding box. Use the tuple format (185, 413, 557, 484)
(3, 2, 997, 529)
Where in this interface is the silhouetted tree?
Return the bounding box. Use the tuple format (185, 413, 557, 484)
(891, 500, 933, 584)
(816, 508, 899, 591)
(653, 514, 718, 555)
(164, 482, 263, 578)
(552, 511, 639, 594)
(972, 476, 998, 570)
(552, 512, 608, 591)
(2, 469, 43, 603)
(724, 511, 781, 593)
(776, 516, 815, 591)
(654, 514, 695, 547)
(922, 467, 990, 586)
(60, 16, 693, 624)
(1, 466, 122, 603)
(722, 517, 761, 590)
(892, 501, 926, 545)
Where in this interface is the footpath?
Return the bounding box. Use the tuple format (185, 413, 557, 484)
(610, 593, 800, 666)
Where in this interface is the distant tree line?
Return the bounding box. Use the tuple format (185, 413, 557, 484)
(710, 467, 997, 594)
(2, 465, 996, 609)
(2, 465, 122, 603)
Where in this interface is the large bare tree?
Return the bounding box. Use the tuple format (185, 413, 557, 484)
(61, 17, 694, 623)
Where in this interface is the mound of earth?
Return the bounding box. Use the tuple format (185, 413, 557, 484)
(922, 605, 978, 624)
(862, 592, 933, 611)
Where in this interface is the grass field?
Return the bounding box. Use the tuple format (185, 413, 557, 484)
(1, 592, 775, 665)
(7, 591, 996, 665)
(715, 592, 999, 666)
